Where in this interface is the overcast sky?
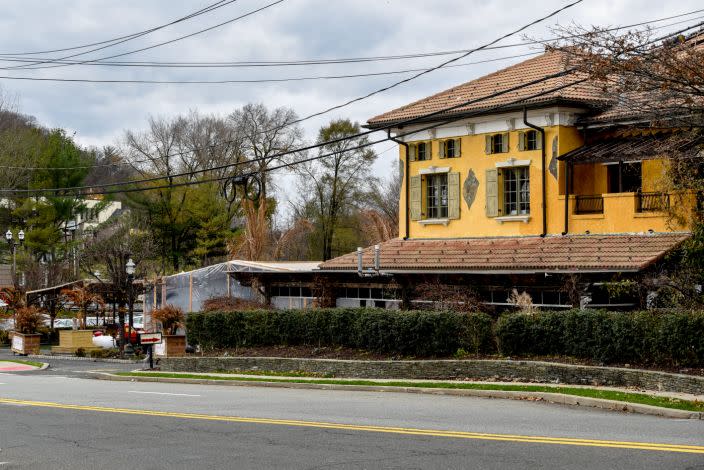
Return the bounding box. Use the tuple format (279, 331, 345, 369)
(0, 0, 702, 208)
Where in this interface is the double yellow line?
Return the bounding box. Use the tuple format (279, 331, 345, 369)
(2, 397, 703, 454)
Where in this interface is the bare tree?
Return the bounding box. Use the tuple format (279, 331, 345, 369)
(294, 119, 376, 261)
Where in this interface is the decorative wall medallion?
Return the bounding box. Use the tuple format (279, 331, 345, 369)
(463, 169, 480, 209)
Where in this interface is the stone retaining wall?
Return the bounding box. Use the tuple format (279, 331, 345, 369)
(159, 357, 704, 395)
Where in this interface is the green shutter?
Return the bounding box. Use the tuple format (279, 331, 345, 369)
(536, 133, 543, 150)
(485, 168, 499, 217)
(438, 140, 445, 159)
(409, 144, 417, 162)
(448, 172, 460, 219)
(485, 135, 492, 154)
(501, 133, 509, 153)
(410, 175, 421, 221)
(454, 138, 462, 157)
(518, 131, 525, 151)
(426, 141, 432, 159)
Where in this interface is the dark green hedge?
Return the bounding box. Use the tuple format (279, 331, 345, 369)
(495, 310, 704, 367)
(186, 308, 495, 357)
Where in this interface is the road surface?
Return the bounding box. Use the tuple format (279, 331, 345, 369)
(0, 356, 702, 468)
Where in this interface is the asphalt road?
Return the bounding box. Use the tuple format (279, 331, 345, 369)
(0, 363, 703, 470)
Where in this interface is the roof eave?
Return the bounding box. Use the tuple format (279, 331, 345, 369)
(366, 98, 602, 130)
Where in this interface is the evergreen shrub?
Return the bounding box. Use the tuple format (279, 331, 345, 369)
(495, 309, 704, 367)
(186, 308, 496, 357)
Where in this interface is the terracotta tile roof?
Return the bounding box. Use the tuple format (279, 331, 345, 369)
(318, 234, 689, 273)
(367, 51, 609, 128)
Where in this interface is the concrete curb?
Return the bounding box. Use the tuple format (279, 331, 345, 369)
(27, 354, 140, 364)
(94, 373, 704, 420)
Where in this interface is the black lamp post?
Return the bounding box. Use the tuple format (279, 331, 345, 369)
(124, 258, 136, 355)
(5, 229, 24, 286)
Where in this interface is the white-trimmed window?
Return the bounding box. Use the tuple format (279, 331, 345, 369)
(426, 173, 448, 219)
(409, 141, 431, 161)
(485, 133, 509, 154)
(518, 130, 542, 151)
(502, 167, 530, 215)
(439, 138, 461, 158)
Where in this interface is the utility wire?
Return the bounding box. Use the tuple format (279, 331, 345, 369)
(1, 0, 285, 72)
(0, 67, 582, 195)
(0, 1, 240, 71)
(22, 77, 590, 198)
(6, 15, 698, 195)
(0, 1, 234, 56)
(0, 1, 586, 172)
(0, 52, 543, 85)
(1, 8, 702, 68)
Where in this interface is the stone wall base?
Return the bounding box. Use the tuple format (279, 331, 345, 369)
(159, 357, 704, 395)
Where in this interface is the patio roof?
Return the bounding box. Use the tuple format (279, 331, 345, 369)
(318, 233, 690, 274)
(559, 130, 704, 164)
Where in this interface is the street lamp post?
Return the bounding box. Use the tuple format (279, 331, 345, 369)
(5, 229, 24, 286)
(124, 258, 136, 356)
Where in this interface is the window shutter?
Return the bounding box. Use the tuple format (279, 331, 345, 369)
(409, 144, 417, 162)
(536, 133, 543, 150)
(454, 138, 461, 157)
(426, 141, 432, 159)
(410, 175, 422, 221)
(485, 135, 492, 154)
(501, 133, 509, 153)
(448, 172, 460, 219)
(438, 141, 445, 159)
(518, 132, 525, 151)
(485, 168, 499, 217)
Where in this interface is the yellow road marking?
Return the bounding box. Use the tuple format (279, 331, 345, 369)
(1, 397, 703, 454)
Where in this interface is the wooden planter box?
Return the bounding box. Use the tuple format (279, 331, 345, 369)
(11, 332, 41, 355)
(51, 330, 101, 355)
(154, 335, 186, 357)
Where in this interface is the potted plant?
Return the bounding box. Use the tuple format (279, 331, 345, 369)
(52, 286, 104, 355)
(151, 304, 186, 357)
(11, 306, 43, 355)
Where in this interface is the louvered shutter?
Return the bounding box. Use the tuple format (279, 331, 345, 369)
(448, 172, 460, 219)
(410, 175, 422, 221)
(438, 141, 445, 159)
(518, 132, 525, 151)
(536, 133, 543, 150)
(409, 144, 417, 162)
(485, 168, 499, 217)
(425, 141, 432, 159)
(485, 135, 492, 154)
(454, 138, 462, 157)
(501, 133, 509, 153)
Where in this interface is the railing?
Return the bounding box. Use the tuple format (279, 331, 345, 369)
(574, 195, 604, 214)
(635, 191, 670, 213)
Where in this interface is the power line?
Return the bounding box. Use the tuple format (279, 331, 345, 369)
(0, 1, 586, 173)
(0, 0, 286, 72)
(1, 8, 702, 69)
(0, 1, 235, 56)
(0, 67, 582, 195)
(0, 1, 240, 71)
(0, 52, 543, 86)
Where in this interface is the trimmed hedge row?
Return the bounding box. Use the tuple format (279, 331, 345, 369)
(186, 308, 495, 357)
(496, 310, 704, 367)
(186, 308, 704, 366)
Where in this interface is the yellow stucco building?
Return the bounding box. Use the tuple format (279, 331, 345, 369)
(318, 51, 697, 309)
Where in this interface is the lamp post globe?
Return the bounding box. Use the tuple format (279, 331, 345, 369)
(126, 258, 136, 277)
(18, 230, 24, 243)
(5, 230, 12, 243)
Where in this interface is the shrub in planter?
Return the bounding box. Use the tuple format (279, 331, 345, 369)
(12, 307, 43, 354)
(152, 305, 185, 335)
(15, 307, 43, 334)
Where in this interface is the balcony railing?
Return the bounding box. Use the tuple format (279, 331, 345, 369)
(635, 191, 670, 213)
(574, 195, 604, 214)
